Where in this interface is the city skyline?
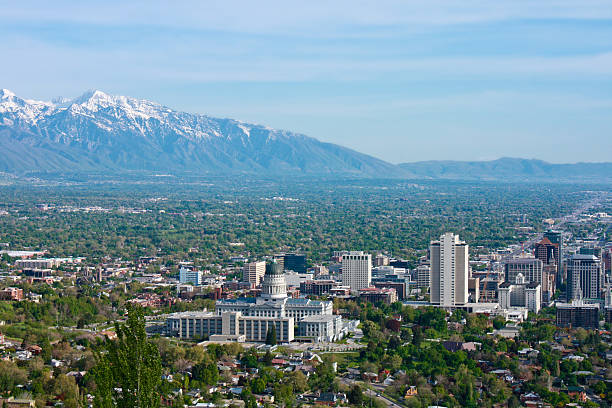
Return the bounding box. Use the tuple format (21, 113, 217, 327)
(1, 1, 611, 163)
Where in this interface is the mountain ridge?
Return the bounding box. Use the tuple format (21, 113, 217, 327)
(1, 89, 610, 182)
(398, 157, 612, 182)
(0, 89, 397, 176)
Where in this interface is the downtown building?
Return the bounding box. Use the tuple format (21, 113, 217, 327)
(341, 251, 372, 292)
(535, 231, 562, 286)
(556, 300, 599, 329)
(179, 266, 203, 286)
(503, 257, 553, 305)
(430, 233, 469, 307)
(498, 273, 541, 313)
(166, 262, 346, 343)
(567, 254, 603, 301)
(242, 261, 266, 287)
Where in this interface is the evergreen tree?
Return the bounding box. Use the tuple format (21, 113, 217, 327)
(266, 325, 277, 346)
(92, 304, 162, 408)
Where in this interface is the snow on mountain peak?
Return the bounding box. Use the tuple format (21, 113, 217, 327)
(0, 89, 17, 99)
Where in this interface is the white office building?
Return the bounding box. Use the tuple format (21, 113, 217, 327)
(179, 266, 203, 285)
(498, 273, 541, 314)
(341, 251, 372, 291)
(430, 233, 468, 307)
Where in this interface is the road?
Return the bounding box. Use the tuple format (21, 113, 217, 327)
(506, 192, 609, 259)
(340, 377, 404, 408)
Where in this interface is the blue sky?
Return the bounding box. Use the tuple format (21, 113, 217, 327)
(1, 1, 611, 163)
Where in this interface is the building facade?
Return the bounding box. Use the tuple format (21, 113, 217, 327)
(179, 266, 203, 285)
(341, 251, 372, 291)
(167, 261, 345, 342)
(243, 261, 266, 286)
(556, 300, 599, 329)
(430, 233, 469, 307)
(416, 265, 431, 289)
(567, 254, 603, 301)
(504, 257, 543, 286)
(283, 254, 306, 274)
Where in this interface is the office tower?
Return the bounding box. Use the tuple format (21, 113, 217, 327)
(602, 248, 611, 274)
(341, 251, 372, 291)
(430, 233, 469, 307)
(503, 257, 543, 284)
(416, 265, 431, 289)
(579, 246, 602, 257)
(283, 253, 306, 274)
(179, 266, 203, 285)
(242, 261, 266, 286)
(534, 231, 565, 287)
(567, 254, 602, 301)
(543, 230, 562, 262)
(534, 237, 559, 266)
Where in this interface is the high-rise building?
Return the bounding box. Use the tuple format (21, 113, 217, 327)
(430, 233, 469, 307)
(567, 254, 603, 301)
(283, 254, 306, 274)
(179, 266, 203, 285)
(341, 251, 372, 291)
(544, 230, 562, 262)
(416, 265, 431, 289)
(542, 231, 563, 286)
(503, 257, 543, 284)
(243, 261, 266, 286)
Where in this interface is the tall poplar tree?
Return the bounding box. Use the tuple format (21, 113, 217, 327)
(93, 304, 162, 408)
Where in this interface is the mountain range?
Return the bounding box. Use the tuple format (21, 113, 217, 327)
(1, 89, 610, 182)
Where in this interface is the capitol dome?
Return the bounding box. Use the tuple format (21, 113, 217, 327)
(261, 260, 287, 300)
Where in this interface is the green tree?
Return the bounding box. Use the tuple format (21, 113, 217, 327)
(192, 361, 219, 386)
(348, 384, 363, 405)
(266, 325, 277, 346)
(92, 304, 162, 408)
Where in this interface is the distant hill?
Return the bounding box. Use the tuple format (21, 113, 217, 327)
(398, 158, 612, 182)
(0, 89, 396, 177)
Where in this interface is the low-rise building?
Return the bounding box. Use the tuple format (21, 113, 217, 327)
(358, 287, 398, 304)
(0, 287, 23, 301)
(556, 300, 599, 329)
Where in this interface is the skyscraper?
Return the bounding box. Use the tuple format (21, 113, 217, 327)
(341, 251, 372, 291)
(243, 261, 266, 286)
(567, 254, 602, 301)
(430, 233, 469, 307)
(543, 230, 563, 286)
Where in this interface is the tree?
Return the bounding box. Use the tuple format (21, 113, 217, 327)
(412, 326, 424, 347)
(266, 325, 277, 346)
(192, 361, 219, 386)
(263, 350, 274, 365)
(348, 384, 363, 405)
(251, 378, 266, 394)
(92, 304, 162, 408)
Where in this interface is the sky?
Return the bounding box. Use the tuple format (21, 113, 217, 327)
(1, 1, 611, 164)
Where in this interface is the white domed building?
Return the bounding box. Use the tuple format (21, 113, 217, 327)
(166, 261, 347, 343)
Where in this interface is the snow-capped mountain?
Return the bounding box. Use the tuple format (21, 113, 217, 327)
(0, 89, 398, 175)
